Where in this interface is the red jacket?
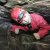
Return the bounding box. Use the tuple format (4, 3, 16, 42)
(11, 13, 50, 38)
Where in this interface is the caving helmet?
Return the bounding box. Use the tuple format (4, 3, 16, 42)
(10, 7, 31, 25)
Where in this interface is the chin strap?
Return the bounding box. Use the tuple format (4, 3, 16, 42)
(21, 23, 32, 29)
(27, 24, 32, 29)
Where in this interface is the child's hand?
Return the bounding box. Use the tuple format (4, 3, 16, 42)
(15, 28, 19, 34)
(10, 25, 19, 34)
(33, 33, 40, 40)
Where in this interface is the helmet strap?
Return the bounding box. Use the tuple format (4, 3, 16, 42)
(27, 24, 32, 29)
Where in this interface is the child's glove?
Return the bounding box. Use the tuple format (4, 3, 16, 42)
(33, 33, 40, 40)
(10, 25, 19, 34)
(15, 28, 19, 34)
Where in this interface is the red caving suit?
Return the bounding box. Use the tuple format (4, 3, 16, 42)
(11, 13, 50, 38)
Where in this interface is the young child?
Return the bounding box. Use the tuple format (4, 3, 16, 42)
(0, 6, 50, 40)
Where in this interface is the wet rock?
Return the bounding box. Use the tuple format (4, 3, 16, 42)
(0, 6, 10, 19)
(0, 0, 7, 5)
(0, 0, 6, 3)
(4, 1, 17, 8)
(7, 30, 50, 50)
(4, 0, 29, 8)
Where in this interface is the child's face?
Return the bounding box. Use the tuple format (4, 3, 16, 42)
(21, 11, 31, 25)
